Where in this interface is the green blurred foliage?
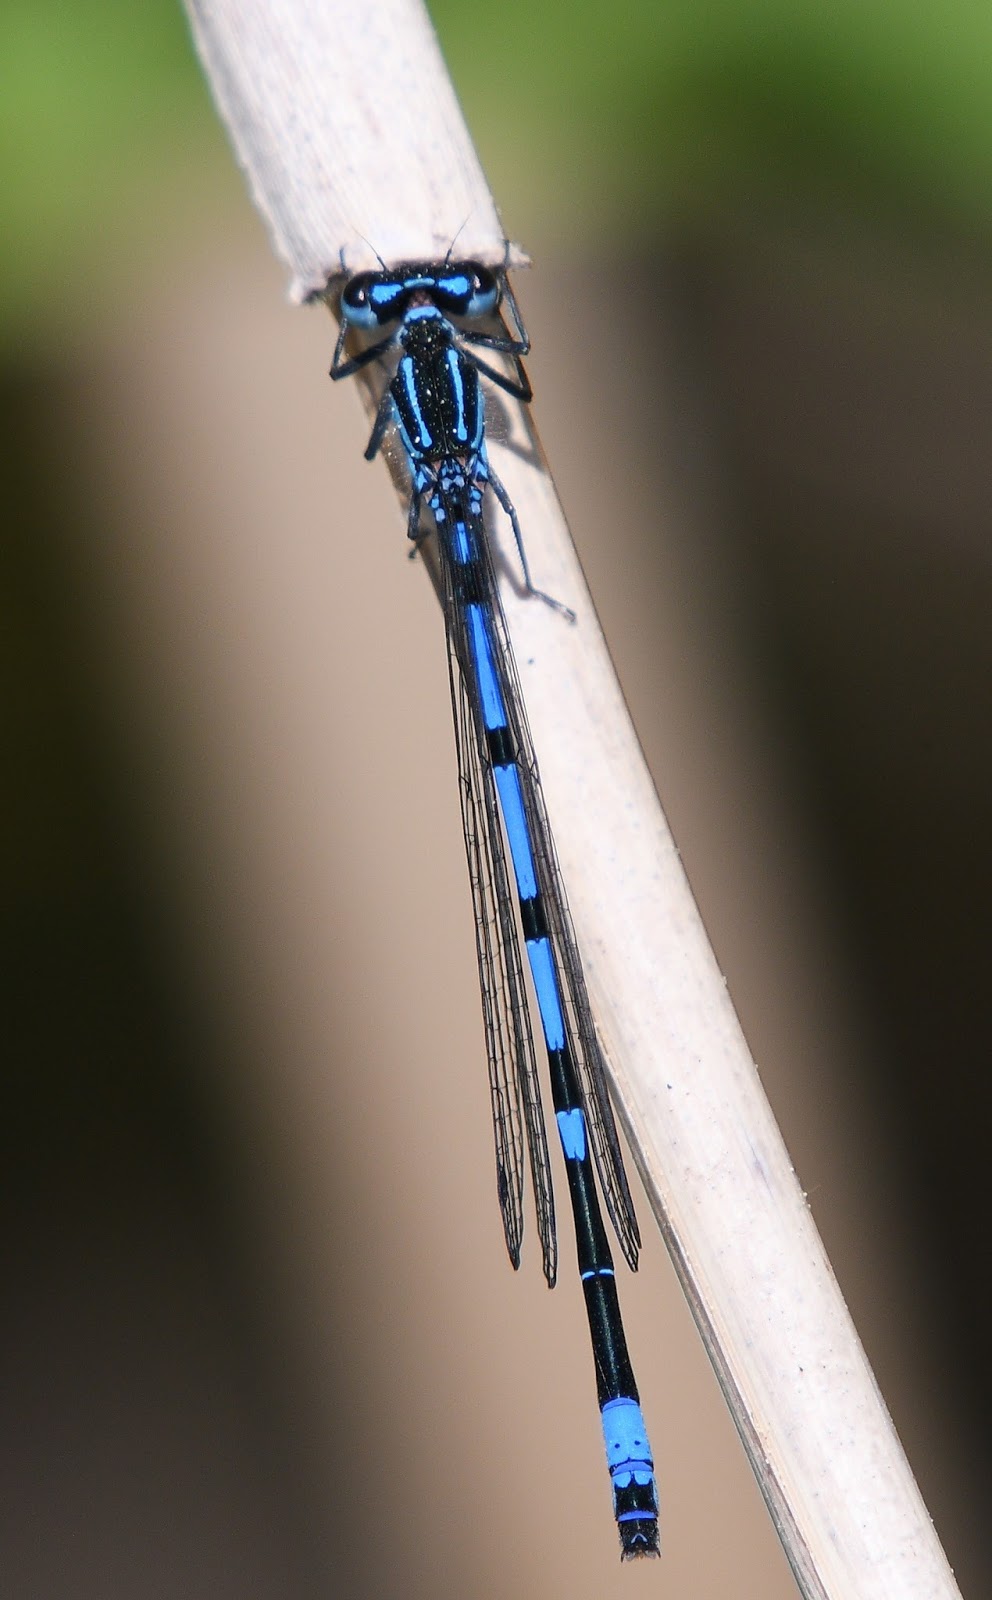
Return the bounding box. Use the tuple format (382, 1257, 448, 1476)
(3, 0, 992, 335)
(0, 0, 218, 339)
(430, 0, 992, 235)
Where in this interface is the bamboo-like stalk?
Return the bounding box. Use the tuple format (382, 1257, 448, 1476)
(182, 3, 961, 1596)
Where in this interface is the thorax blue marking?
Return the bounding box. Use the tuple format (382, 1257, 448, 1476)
(445, 347, 469, 445)
(397, 355, 431, 450)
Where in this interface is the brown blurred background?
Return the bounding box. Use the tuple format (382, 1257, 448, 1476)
(2, 3, 990, 1596)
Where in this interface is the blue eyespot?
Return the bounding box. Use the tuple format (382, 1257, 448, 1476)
(434, 263, 499, 318)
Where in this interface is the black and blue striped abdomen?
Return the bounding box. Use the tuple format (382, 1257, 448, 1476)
(447, 509, 659, 1558)
(333, 258, 659, 1559)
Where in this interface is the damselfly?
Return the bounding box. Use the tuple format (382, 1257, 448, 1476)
(330, 259, 659, 1559)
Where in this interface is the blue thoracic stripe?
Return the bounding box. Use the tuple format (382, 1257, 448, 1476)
(333, 258, 659, 1559)
(445, 347, 467, 443)
(492, 764, 537, 898)
(524, 934, 566, 1051)
(398, 355, 430, 448)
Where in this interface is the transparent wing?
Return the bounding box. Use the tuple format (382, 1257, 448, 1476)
(444, 582, 558, 1288)
(478, 523, 642, 1271)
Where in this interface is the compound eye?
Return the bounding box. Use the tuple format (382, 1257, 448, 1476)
(463, 264, 499, 317)
(340, 273, 377, 327)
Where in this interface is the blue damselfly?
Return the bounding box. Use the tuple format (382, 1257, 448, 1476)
(330, 259, 659, 1559)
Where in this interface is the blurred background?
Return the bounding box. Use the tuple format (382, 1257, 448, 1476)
(2, 1, 990, 1595)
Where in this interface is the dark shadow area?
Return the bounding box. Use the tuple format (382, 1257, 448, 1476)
(0, 365, 336, 1600)
(665, 211, 992, 1584)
